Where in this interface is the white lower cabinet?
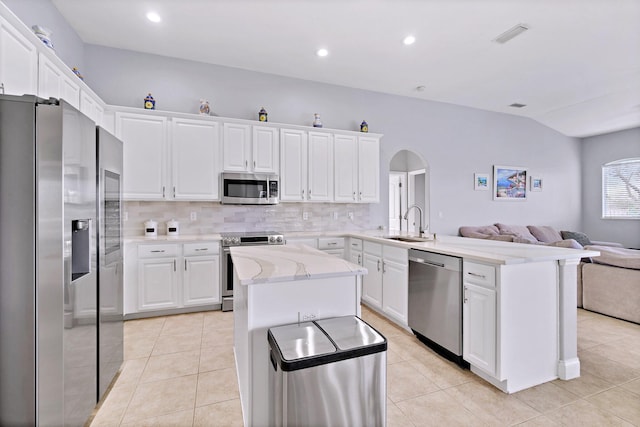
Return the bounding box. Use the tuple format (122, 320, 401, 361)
(362, 241, 408, 326)
(463, 282, 496, 375)
(182, 242, 220, 306)
(126, 241, 220, 316)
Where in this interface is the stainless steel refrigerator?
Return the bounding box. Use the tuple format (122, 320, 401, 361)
(0, 95, 123, 426)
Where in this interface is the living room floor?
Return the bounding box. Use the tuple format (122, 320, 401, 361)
(89, 306, 640, 426)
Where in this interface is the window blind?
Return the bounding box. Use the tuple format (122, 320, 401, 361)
(602, 158, 640, 219)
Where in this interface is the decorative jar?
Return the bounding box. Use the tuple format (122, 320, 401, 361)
(258, 107, 268, 122)
(199, 99, 210, 115)
(144, 93, 155, 110)
(313, 113, 323, 128)
(360, 120, 369, 133)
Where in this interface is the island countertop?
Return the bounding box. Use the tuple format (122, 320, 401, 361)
(230, 243, 367, 285)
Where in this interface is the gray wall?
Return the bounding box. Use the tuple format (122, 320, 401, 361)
(3, 0, 84, 71)
(581, 127, 640, 248)
(83, 44, 583, 236)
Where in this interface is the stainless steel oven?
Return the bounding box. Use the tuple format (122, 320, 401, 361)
(220, 231, 284, 311)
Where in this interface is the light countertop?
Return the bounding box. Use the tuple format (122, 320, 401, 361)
(230, 243, 366, 285)
(124, 234, 221, 244)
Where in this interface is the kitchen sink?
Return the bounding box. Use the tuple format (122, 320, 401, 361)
(381, 235, 432, 243)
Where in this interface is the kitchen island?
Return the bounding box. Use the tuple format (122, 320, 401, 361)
(231, 243, 366, 427)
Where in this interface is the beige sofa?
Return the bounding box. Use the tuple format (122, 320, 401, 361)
(459, 224, 640, 324)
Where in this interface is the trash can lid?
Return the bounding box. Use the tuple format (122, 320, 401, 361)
(268, 321, 336, 361)
(315, 316, 385, 351)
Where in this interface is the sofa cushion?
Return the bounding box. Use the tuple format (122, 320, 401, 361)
(495, 223, 538, 243)
(585, 245, 640, 270)
(561, 230, 592, 247)
(459, 225, 500, 238)
(547, 239, 584, 249)
(527, 225, 562, 243)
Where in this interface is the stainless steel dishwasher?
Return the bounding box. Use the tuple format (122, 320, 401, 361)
(408, 249, 467, 366)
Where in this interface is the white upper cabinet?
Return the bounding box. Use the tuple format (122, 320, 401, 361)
(252, 125, 279, 173)
(223, 123, 279, 173)
(358, 135, 380, 202)
(38, 53, 80, 109)
(334, 134, 359, 202)
(307, 131, 333, 201)
(115, 112, 168, 200)
(223, 123, 251, 172)
(279, 128, 308, 201)
(0, 15, 37, 96)
(171, 118, 221, 200)
(80, 88, 105, 126)
(334, 134, 380, 203)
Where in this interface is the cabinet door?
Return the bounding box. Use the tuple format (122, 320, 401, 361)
(358, 136, 380, 202)
(36, 53, 79, 109)
(280, 128, 307, 201)
(252, 126, 279, 173)
(463, 283, 496, 375)
(350, 252, 362, 266)
(80, 89, 105, 126)
(183, 255, 220, 306)
(333, 134, 358, 202)
(171, 118, 221, 200)
(223, 123, 251, 172)
(0, 15, 37, 96)
(382, 259, 408, 325)
(362, 254, 383, 308)
(307, 132, 333, 201)
(116, 112, 168, 200)
(138, 258, 179, 311)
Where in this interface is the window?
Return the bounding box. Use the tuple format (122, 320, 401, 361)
(602, 158, 640, 219)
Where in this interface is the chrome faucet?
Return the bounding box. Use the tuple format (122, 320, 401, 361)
(403, 205, 425, 236)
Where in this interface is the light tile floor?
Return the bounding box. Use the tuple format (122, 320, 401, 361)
(90, 307, 640, 426)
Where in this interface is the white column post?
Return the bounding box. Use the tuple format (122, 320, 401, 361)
(557, 258, 581, 380)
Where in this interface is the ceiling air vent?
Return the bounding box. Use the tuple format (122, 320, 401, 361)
(509, 103, 527, 108)
(493, 24, 529, 44)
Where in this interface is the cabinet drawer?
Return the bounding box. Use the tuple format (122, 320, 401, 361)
(318, 237, 344, 250)
(138, 244, 179, 258)
(463, 261, 496, 288)
(383, 245, 408, 265)
(349, 238, 363, 251)
(364, 241, 383, 257)
(183, 242, 219, 256)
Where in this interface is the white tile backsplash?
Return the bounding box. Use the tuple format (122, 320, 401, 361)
(123, 201, 378, 236)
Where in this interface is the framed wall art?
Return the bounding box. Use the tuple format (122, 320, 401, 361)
(474, 173, 490, 190)
(493, 165, 527, 200)
(530, 176, 543, 192)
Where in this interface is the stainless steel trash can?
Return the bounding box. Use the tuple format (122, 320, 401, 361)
(268, 316, 387, 427)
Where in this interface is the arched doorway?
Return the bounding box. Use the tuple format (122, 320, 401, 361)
(389, 150, 430, 234)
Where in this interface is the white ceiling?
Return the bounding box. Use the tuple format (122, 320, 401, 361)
(52, 0, 640, 138)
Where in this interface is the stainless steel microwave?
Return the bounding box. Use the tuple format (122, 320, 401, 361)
(221, 172, 279, 205)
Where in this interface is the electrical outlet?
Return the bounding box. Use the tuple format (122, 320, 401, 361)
(190, 211, 197, 221)
(332, 212, 338, 220)
(303, 212, 309, 220)
(301, 312, 317, 321)
(348, 212, 354, 220)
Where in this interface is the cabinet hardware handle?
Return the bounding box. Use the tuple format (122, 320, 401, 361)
(463, 286, 468, 303)
(150, 250, 165, 253)
(245, 160, 248, 168)
(194, 248, 208, 251)
(358, 254, 361, 264)
(353, 191, 356, 200)
(328, 242, 337, 246)
(359, 191, 362, 200)
(0, 83, 4, 95)
(377, 260, 381, 271)
(162, 186, 165, 198)
(382, 261, 386, 273)
(301, 189, 305, 199)
(468, 272, 486, 279)
(253, 160, 256, 168)
(185, 259, 187, 270)
(174, 260, 176, 271)
(173, 186, 176, 198)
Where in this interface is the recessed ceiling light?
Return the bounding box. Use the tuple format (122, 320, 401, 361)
(146, 12, 162, 23)
(416, 85, 426, 92)
(403, 35, 416, 46)
(509, 103, 527, 108)
(316, 48, 329, 57)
